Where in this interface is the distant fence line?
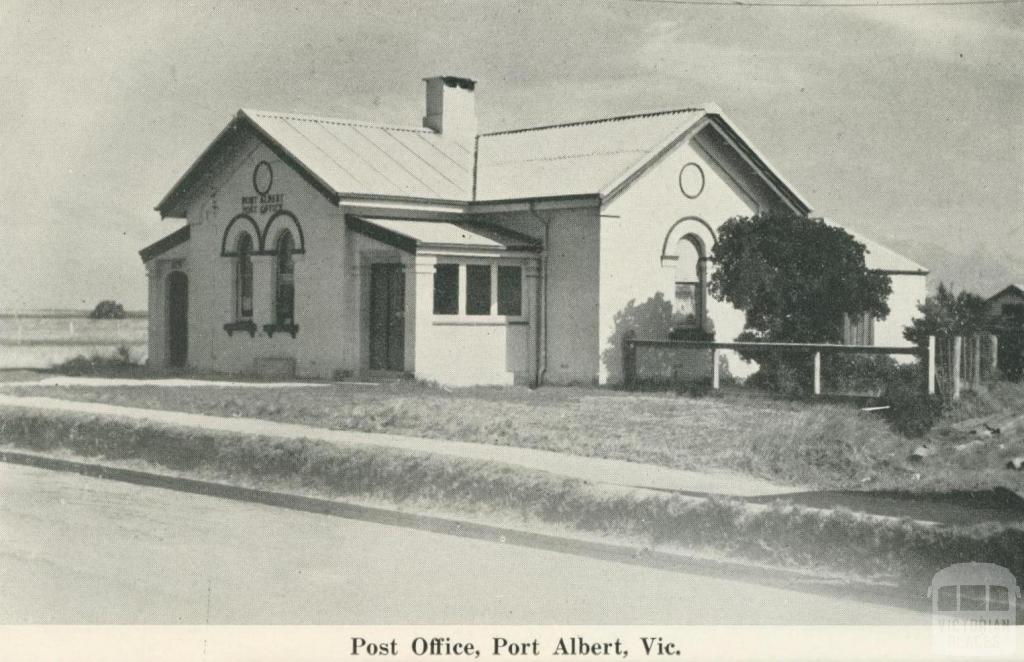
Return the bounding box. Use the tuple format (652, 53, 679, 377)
(621, 332, 998, 401)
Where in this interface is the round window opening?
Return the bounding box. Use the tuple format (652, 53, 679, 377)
(678, 163, 705, 199)
(253, 161, 273, 195)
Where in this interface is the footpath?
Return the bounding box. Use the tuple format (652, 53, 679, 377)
(0, 393, 797, 498)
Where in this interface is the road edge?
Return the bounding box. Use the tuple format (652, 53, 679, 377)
(0, 448, 928, 614)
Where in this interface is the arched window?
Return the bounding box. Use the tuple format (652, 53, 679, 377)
(274, 231, 295, 325)
(236, 233, 254, 320)
(672, 235, 706, 329)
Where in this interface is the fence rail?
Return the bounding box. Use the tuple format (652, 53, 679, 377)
(622, 332, 998, 400)
(621, 332, 937, 396)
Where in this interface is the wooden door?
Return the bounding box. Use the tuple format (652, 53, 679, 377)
(369, 263, 405, 371)
(167, 271, 188, 368)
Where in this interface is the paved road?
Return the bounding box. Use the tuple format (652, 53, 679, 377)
(0, 463, 928, 625)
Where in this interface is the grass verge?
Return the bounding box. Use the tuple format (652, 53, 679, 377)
(0, 381, 914, 489)
(2, 406, 1022, 596)
(6, 380, 1024, 493)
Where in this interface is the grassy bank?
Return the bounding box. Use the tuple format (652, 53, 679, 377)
(0, 381, 912, 488)
(6, 379, 1024, 493)
(2, 406, 1023, 597)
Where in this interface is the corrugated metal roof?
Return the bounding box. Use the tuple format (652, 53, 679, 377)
(156, 103, 923, 275)
(346, 215, 540, 253)
(242, 109, 474, 200)
(823, 220, 927, 274)
(474, 108, 705, 201)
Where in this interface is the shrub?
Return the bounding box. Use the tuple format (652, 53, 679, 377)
(89, 300, 127, 319)
(823, 354, 897, 395)
(52, 344, 140, 376)
(882, 364, 944, 437)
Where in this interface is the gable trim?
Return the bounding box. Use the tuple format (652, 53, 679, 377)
(600, 116, 710, 204)
(704, 113, 812, 215)
(156, 112, 342, 219)
(140, 225, 190, 263)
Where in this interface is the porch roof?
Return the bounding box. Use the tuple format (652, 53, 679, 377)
(345, 215, 541, 254)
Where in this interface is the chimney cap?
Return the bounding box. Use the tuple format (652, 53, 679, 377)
(423, 75, 476, 91)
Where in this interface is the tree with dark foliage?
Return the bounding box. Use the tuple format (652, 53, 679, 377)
(708, 213, 893, 394)
(902, 282, 990, 345)
(709, 213, 892, 344)
(89, 300, 127, 320)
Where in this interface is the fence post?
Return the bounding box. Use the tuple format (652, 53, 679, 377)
(972, 335, 982, 390)
(813, 351, 821, 396)
(952, 336, 962, 401)
(622, 330, 636, 389)
(990, 334, 999, 375)
(927, 336, 936, 395)
(711, 348, 720, 390)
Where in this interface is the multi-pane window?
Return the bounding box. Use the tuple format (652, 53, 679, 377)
(275, 231, 295, 325)
(843, 312, 874, 345)
(236, 233, 254, 320)
(465, 265, 492, 315)
(432, 262, 524, 318)
(673, 238, 705, 329)
(433, 264, 459, 315)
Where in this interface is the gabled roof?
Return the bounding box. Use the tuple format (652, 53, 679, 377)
(156, 104, 812, 215)
(473, 106, 812, 213)
(242, 109, 474, 200)
(156, 109, 474, 216)
(474, 108, 704, 201)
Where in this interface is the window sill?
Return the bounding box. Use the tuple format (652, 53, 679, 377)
(263, 323, 299, 338)
(432, 316, 528, 326)
(223, 320, 257, 337)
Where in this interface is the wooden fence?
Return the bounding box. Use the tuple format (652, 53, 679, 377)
(622, 332, 998, 400)
(933, 334, 999, 401)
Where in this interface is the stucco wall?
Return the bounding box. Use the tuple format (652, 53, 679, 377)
(484, 207, 601, 385)
(414, 319, 530, 386)
(875, 272, 927, 348)
(175, 138, 353, 379)
(598, 127, 783, 384)
(144, 241, 189, 369)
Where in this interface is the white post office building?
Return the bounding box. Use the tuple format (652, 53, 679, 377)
(142, 76, 927, 386)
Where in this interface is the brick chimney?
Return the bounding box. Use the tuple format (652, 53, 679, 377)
(422, 76, 477, 145)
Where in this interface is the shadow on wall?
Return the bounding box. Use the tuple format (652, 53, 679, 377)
(602, 293, 675, 385)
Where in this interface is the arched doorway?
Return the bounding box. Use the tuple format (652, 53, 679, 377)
(167, 271, 188, 368)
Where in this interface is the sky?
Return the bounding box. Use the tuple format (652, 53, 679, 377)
(0, 0, 1021, 311)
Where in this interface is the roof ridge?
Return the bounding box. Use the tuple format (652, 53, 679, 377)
(479, 106, 707, 137)
(484, 148, 649, 166)
(241, 108, 434, 134)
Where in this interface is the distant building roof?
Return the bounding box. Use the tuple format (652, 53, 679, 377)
(987, 284, 1024, 302)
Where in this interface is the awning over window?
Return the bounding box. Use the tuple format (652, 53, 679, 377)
(345, 215, 541, 254)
